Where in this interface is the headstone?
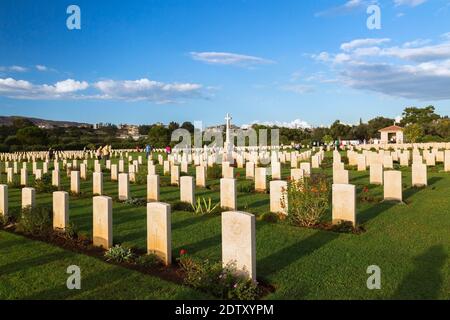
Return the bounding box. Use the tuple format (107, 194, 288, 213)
(254, 167, 267, 192)
(333, 169, 349, 184)
(118, 173, 129, 200)
(52, 170, 60, 187)
(332, 184, 356, 226)
(195, 166, 207, 188)
(270, 180, 288, 215)
(300, 162, 311, 177)
(180, 176, 195, 204)
(147, 202, 172, 265)
(412, 163, 427, 187)
(245, 161, 255, 179)
(93, 172, 103, 195)
(70, 171, 80, 194)
(383, 170, 402, 202)
(93, 196, 113, 249)
(220, 178, 237, 210)
(20, 168, 28, 186)
(170, 165, 180, 186)
(222, 211, 256, 281)
(291, 168, 304, 182)
(111, 164, 118, 181)
(147, 174, 160, 202)
(0, 185, 8, 217)
(370, 163, 383, 185)
(53, 191, 68, 230)
(22, 187, 35, 209)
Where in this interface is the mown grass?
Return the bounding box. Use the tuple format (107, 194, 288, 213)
(0, 151, 449, 299)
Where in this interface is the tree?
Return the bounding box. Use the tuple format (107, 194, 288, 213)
(168, 121, 180, 132)
(16, 126, 47, 145)
(322, 135, 333, 145)
(330, 120, 351, 140)
(367, 117, 394, 138)
(400, 106, 440, 126)
(147, 125, 170, 148)
(181, 121, 194, 133)
(404, 123, 424, 143)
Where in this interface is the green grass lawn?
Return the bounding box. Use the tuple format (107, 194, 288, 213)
(1, 151, 449, 299)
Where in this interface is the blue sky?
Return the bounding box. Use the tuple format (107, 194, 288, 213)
(1, 0, 450, 127)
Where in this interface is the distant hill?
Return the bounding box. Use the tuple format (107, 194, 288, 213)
(0, 116, 91, 128)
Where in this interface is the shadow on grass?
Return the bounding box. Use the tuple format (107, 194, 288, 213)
(391, 245, 447, 299)
(257, 231, 340, 278)
(0, 251, 72, 276)
(358, 201, 396, 225)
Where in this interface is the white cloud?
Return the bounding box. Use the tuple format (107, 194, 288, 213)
(315, 0, 375, 17)
(242, 119, 312, 129)
(394, 0, 427, 7)
(36, 65, 48, 71)
(311, 36, 450, 100)
(281, 84, 315, 94)
(402, 39, 432, 48)
(341, 38, 391, 51)
(1, 65, 28, 72)
(94, 78, 204, 103)
(190, 51, 274, 67)
(0, 77, 205, 103)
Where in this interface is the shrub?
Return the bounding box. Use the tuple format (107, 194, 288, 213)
(16, 206, 52, 236)
(136, 254, 163, 268)
(237, 181, 254, 193)
(35, 173, 57, 193)
(104, 244, 135, 263)
(178, 254, 259, 300)
(64, 221, 79, 239)
(283, 175, 330, 227)
(260, 212, 279, 223)
(124, 197, 147, 207)
(207, 164, 222, 179)
(172, 201, 195, 212)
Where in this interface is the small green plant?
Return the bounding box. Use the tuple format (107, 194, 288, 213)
(136, 254, 163, 268)
(16, 205, 52, 236)
(207, 164, 222, 179)
(237, 181, 255, 193)
(172, 201, 195, 212)
(178, 254, 260, 300)
(64, 221, 79, 239)
(259, 212, 279, 223)
(34, 173, 57, 193)
(191, 197, 220, 215)
(104, 244, 135, 263)
(124, 197, 147, 207)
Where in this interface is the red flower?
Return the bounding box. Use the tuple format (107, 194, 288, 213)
(363, 187, 369, 193)
(180, 249, 187, 256)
